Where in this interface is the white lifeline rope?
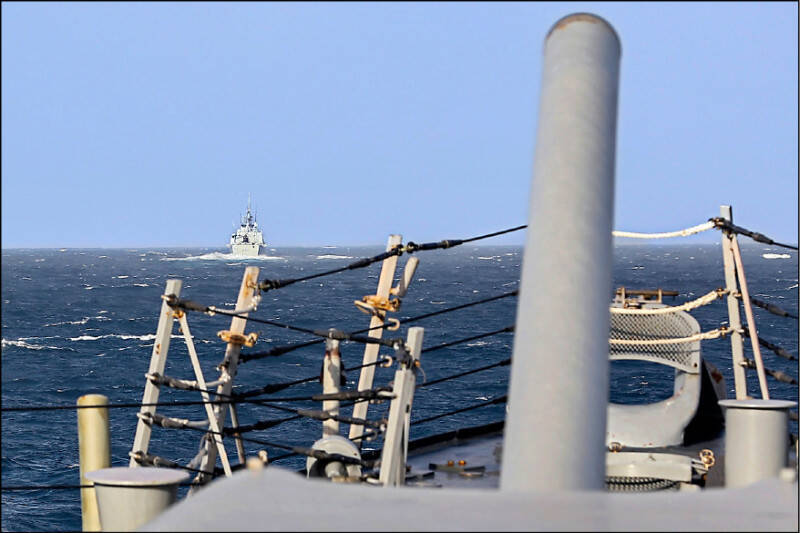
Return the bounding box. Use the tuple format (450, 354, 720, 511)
(612, 221, 716, 239)
(609, 328, 733, 346)
(610, 289, 729, 315)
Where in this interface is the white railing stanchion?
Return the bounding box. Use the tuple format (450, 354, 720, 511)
(379, 327, 424, 487)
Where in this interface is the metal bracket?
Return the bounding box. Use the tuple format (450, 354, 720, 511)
(217, 330, 259, 347)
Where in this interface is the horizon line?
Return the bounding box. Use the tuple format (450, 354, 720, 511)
(2, 241, 796, 251)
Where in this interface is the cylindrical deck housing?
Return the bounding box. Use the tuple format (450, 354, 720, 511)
(85, 467, 189, 531)
(719, 399, 797, 488)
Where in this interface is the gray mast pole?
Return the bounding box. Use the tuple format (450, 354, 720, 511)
(500, 13, 621, 492)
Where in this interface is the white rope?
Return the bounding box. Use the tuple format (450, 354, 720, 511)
(609, 328, 729, 346)
(610, 289, 728, 315)
(612, 221, 716, 239)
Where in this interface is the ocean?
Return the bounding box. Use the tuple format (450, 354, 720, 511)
(2, 243, 797, 532)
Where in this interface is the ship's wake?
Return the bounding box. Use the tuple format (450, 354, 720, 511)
(162, 252, 286, 261)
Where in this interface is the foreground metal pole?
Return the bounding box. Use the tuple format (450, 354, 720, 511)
(78, 394, 111, 531)
(501, 13, 621, 492)
(719, 399, 797, 487)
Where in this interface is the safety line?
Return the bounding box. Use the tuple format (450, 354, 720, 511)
(610, 289, 728, 315)
(612, 221, 716, 239)
(240, 290, 518, 363)
(711, 218, 798, 250)
(410, 395, 507, 426)
(416, 358, 511, 389)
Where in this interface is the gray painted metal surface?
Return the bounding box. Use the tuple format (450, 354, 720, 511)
(606, 307, 702, 448)
(86, 467, 187, 532)
(719, 399, 798, 488)
(501, 12, 621, 492)
(141, 466, 798, 531)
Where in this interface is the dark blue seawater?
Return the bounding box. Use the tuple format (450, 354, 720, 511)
(2, 243, 797, 531)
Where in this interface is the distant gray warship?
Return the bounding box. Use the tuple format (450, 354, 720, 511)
(228, 195, 264, 256)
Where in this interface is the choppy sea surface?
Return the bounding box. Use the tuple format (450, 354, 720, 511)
(2, 243, 797, 531)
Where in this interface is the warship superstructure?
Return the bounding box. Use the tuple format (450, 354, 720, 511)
(228, 195, 264, 256)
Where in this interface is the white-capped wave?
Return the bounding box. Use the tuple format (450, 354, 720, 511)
(114, 275, 130, 279)
(466, 341, 489, 347)
(45, 317, 90, 326)
(133, 283, 150, 287)
(162, 252, 285, 261)
(68, 333, 187, 342)
(314, 254, 354, 260)
(762, 253, 792, 259)
(477, 256, 500, 260)
(2, 339, 69, 351)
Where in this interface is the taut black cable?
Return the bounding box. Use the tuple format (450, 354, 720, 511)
(167, 296, 402, 349)
(259, 248, 404, 291)
(411, 395, 508, 426)
(266, 429, 380, 464)
(141, 416, 373, 467)
(404, 225, 527, 253)
(234, 356, 391, 396)
(239, 290, 518, 363)
(748, 296, 798, 320)
(422, 326, 514, 354)
(256, 224, 528, 292)
(416, 358, 511, 389)
(711, 218, 798, 250)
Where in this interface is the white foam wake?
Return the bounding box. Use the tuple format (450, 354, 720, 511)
(162, 252, 285, 261)
(313, 254, 354, 260)
(762, 253, 792, 259)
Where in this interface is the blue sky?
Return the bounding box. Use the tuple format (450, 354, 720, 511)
(2, 2, 797, 248)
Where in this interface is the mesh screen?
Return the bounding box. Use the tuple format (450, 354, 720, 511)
(609, 308, 701, 374)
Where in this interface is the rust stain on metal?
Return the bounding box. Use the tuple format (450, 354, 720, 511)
(552, 13, 601, 33)
(545, 12, 621, 52)
(155, 343, 161, 355)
